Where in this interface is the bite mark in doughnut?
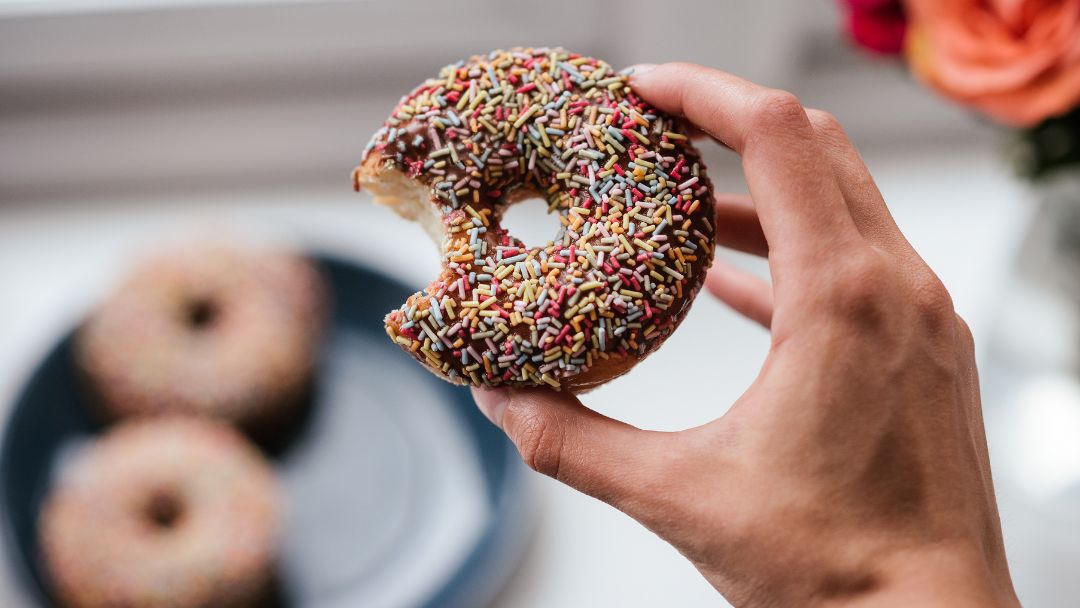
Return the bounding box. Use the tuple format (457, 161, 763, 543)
(355, 47, 715, 391)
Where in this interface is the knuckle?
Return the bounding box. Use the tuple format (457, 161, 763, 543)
(910, 274, 956, 329)
(751, 89, 808, 130)
(509, 406, 565, 479)
(825, 250, 895, 331)
(954, 314, 975, 349)
(806, 108, 842, 130)
(806, 109, 846, 140)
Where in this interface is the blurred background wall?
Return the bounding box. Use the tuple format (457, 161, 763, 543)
(0, 0, 993, 204)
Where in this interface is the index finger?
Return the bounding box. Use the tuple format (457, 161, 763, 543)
(630, 63, 862, 273)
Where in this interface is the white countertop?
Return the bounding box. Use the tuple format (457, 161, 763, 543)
(0, 143, 1033, 607)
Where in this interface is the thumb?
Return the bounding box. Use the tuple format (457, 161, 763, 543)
(472, 386, 685, 519)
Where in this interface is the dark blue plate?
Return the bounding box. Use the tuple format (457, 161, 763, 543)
(1, 256, 532, 608)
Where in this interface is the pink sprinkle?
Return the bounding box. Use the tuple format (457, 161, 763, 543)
(556, 325, 572, 343)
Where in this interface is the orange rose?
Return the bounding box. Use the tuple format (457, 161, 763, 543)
(905, 0, 1080, 127)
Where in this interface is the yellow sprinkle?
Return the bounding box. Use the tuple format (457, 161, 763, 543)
(513, 104, 539, 129)
(465, 205, 487, 225)
(633, 238, 655, 251)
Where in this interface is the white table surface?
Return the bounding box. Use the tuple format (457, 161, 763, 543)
(0, 142, 1032, 607)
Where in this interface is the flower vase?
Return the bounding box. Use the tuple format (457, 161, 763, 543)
(982, 171, 1080, 608)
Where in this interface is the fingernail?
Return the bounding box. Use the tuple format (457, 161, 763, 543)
(471, 387, 509, 428)
(621, 63, 657, 78)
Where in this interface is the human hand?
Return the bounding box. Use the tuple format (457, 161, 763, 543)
(471, 63, 1019, 607)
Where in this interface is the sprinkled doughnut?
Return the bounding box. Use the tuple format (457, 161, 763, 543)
(75, 243, 328, 434)
(355, 47, 715, 391)
(39, 417, 280, 608)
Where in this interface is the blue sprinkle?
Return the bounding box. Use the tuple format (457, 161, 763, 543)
(558, 62, 583, 80)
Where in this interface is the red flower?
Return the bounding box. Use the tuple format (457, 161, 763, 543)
(840, 0, 908, 55)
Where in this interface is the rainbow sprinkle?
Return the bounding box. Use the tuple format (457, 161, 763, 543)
(356, 48, 715, 390)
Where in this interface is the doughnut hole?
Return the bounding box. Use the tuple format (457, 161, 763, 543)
(183, 296, 219, 331)
(499, 191, 562, 249)
(143, 488, 185, 530)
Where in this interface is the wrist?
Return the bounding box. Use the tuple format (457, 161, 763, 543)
(817, 543, 1018, 608)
